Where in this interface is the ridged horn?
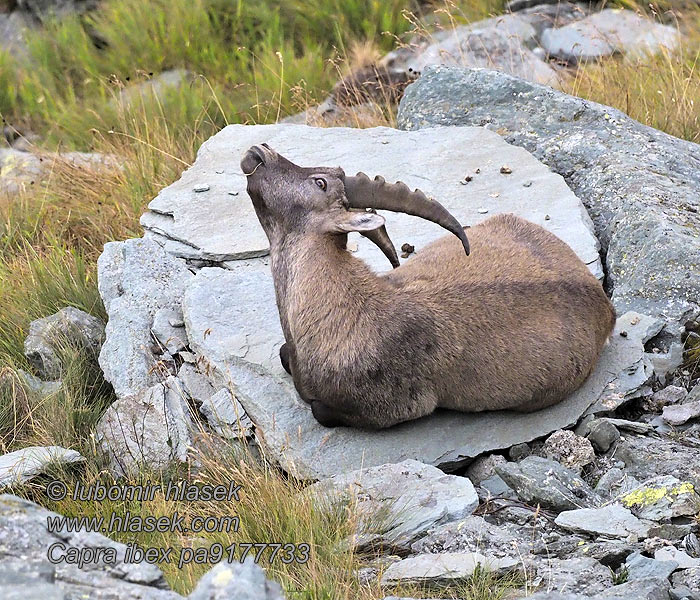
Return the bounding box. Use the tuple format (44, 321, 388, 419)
(344, 172, 470, 256)
(356, 209, 399, 268)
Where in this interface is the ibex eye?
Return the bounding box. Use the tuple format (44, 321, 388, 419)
(314, 178, 327, 191)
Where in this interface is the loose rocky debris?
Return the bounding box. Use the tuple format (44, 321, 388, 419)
(0, 446, 84, 488)
(23, 306, 105, 380)
(306, 460, 478, 554)
(555, 503, 651, 540)
(398, 66, 700, 344)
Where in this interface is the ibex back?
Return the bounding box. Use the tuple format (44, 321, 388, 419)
(241, 144, 616, 429)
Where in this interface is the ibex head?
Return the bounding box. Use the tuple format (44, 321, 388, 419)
(241, 143, 470, 266)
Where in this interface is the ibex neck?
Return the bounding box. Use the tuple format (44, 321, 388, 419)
(270, 233, 389, 359)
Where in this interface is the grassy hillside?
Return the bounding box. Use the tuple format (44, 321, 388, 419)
(0, 1, 699, 597)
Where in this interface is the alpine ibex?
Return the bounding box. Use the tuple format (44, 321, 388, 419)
(241, 144, 615, 430)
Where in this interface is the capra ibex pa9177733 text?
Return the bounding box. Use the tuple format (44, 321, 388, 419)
(241, 144, 615, 430)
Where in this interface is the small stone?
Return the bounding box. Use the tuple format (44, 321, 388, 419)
(620, 330, 628, 337)
(508, 442, 530, 461)
(672, 567, 700, 596)
(500, 166, 512, 174)
(227, 191, 239, 196)
(662, 400, 700, 426)
(193, 184, 210, 192)
(200, 388, 252, 439)
(543, 429, 595, 471)
(594, 468, 641, 500)
(585, 419, 620, 453)
(477, 207, 489, 214)
(544, 214, 551, 220)
(523, 180, 532, 187)
(461, 175, 473, 184)
(465, 454, 506, 486)
(400, 243, 415, 255)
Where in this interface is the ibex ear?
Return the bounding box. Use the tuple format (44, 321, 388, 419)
(332, 210, 385, 233)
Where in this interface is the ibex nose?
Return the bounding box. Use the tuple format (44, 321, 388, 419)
(241, 145, 267, 176)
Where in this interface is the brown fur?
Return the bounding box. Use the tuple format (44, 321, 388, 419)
(241, 146, 616, 430)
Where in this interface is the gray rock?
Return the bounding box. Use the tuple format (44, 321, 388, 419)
(649, 343, 685, 384)
(625, 551, 678, 581)
(595, 577, 672, 600)
(404, 16, 562, 88)
(23, 306, 104, 379)
(98, 237, 193, 399)
(117, 69, 194, 109)
(397, 66, 700, 341)
(619, 476, 700, 522)
(495, 456, 600, 512)
(95, 377, 193, 476)
(177, 362, 216, 403)
(0, 10, 32, 57)
(200, 388, 252, 439)
(380, 552, 519, 588)
(646, 386, 688, 413)
(615, 435, 700, 489)
(411, 514, 527, 558)
(663, 401, 700, 426)
(509, 442, 531, 461)
(306, 460, 478, 553)
(532, 556, 612, 596)
(188, 560, 284, 600)
(543, 429, 595, 471)
(0, 446, 84, 488)
(0, 149, 118, 195)
(0, 494, 181, 599)
(585, 419, 621, 453)
(672, 568, 700, 596)
(465, 453, 507, 486)
(655, 547, 700, 570)
(17, 369, 61, 396)
(16, 0, 97, 20)
(540, 9, 680, 63)
(151, 307, 188, 355)
(145, 123, 602, 277)
(554, 503, 651, 539)
(479, 473, 517, 500)
(594, 468, 641, 500)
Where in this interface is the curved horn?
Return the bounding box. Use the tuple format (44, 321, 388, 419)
(356, 209, 400, 268)
(344, 172, 470, 256)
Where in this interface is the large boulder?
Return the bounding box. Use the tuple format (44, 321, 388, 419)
(398, 66, 700, 341)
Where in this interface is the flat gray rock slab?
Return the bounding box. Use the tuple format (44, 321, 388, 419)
(183, 252, 653, 480)
(540, 9, 680, 63)
(0, 446, 84, 488)
(188, 560, 285, 600)
(554, 503, 651, 539)
(305, 459, 478, 553)
(380, 552, 519, 588)
(144, 124, 602, 278)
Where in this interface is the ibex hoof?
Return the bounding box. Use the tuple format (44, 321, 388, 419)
(279, 342, 292, 375)
(310, 400, 344, 428)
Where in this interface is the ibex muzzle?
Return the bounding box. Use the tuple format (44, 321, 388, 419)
(241, 145, 616, 430)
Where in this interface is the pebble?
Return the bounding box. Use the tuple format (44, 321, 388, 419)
(500, 166, 512, 174)
(477, 208, 489, 214)
(193, 184, 210, 192)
